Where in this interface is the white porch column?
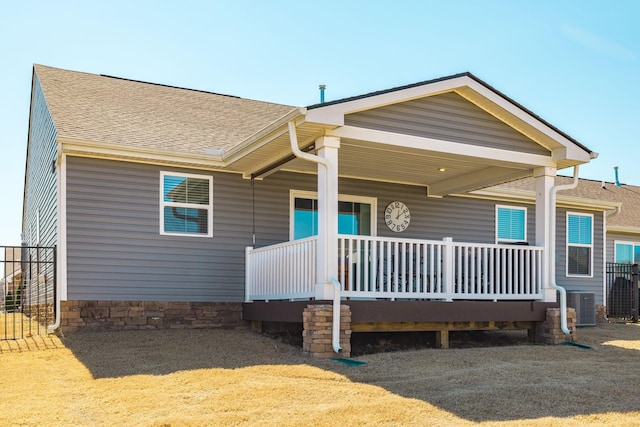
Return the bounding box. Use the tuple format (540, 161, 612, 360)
(534, 166, 556, 302)
(315, 135, 340, 300)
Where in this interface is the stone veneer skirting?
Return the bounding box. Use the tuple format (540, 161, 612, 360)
(59, 300, 243, 333)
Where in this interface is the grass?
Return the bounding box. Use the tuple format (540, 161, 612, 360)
(1, 323, 640, 426)
(0, 312, 53, 340)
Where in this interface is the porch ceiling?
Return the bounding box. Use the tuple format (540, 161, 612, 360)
(229, 121, 542, 197)
(283, 137, 535, 196)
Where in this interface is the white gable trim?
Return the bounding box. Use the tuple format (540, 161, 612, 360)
(305, 74, 592, 164)
(305, 76, 470, 126)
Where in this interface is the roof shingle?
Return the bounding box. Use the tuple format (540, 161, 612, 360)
(496, 176, 640, 230)
(34, 64, 295, 154)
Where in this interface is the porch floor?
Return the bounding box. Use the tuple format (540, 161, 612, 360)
(242, 300, 558, 349)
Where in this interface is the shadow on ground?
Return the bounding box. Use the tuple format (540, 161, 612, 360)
(61, 323, 640, 423)
(330, 323, 640, 423)
(62, 328, 304, 378)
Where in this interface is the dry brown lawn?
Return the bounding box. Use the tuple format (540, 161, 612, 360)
(0, 312, 52, 340)
(1, 322, 640, 426)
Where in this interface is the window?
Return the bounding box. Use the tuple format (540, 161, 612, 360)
(160, 172, 213, 237)
(566, 212, 593, 276)
(496, 205, 526, 243)
(615, 241, 640, 264)
(290, 190, 376, 240)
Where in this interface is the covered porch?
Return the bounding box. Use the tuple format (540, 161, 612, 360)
(228, 73, 593, 356)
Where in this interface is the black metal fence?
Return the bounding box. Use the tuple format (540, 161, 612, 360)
(606, 262, 639, 322)
(1, 246, 56, 340)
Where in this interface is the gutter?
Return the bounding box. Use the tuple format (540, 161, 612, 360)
(606, 205, 622, 219)
(549, 165, 580, 334)
(288, 121, 341, 354)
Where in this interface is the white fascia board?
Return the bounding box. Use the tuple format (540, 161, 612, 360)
(461, 80, 591, 160)
(58, 137, 227, 168)
(608, 225, 640, 235)
(223, 108, 305, 164)
(328, 126, 556, 168)
(305, 76, 470, 126)
(552, 146, 592, 164)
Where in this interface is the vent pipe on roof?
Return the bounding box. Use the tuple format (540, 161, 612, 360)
(319, 84, 326, 103)
(614, 166, 621, 187)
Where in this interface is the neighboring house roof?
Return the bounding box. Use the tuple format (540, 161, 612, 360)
(489, 176, 640, 233)
(33, 64, 296, 154)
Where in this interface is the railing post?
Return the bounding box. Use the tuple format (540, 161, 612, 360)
(245, 246, 253, 302)
(442, 237, 454, 301)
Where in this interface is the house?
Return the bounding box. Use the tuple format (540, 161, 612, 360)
(23, 64, 609, 356)
(508, 176, 640, 320)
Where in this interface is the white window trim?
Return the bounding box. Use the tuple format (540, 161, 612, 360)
(289, 190, 377, 240)
(495, 204, 527, 243)
(160, 171, 213, 238)
(566, 211, 594, 278)
(614, 240, 640, 264)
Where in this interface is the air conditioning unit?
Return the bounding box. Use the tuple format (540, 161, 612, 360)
(566, 292, 596, 326)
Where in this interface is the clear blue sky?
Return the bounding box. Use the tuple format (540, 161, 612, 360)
(1, 0, 638, 245)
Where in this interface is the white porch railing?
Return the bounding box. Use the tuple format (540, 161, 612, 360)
(246, 235, 544, 302)
(245, 237, 317, 301)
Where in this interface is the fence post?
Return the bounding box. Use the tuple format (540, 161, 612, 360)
(442, 237, 454, 302)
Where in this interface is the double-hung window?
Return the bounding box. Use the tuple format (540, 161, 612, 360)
(495, 205, 526, 243)
(614, 241, 640, 264)
(160, 172, 213, 237)
(566, 212, 593, 276)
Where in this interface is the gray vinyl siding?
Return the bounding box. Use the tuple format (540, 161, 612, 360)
(345, 92, 549, 155)
(66, 157, 255, 302)
(23, 76, 58, 249)
(555, 209, 605, 304)
(66, 161, 605, 304)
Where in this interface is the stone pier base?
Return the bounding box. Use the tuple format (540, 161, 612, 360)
(302, 304, 351, 358)
(535, 307, 577, 344)
(596, 304, 607, 325)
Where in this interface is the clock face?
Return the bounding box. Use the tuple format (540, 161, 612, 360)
(385, 201, 411, 232)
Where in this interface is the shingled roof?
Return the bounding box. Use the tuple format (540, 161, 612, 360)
(495, 176, 640, 231)
(33, 64, 295, 154)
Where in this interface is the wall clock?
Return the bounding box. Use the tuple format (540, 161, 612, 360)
(385, 201, 411, 232)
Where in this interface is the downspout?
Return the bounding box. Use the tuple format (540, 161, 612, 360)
(47, 245, 60, 331)
(288, 121, 342, 354)
(48, 151, 65, 331)
(549, 165, 580, 334)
